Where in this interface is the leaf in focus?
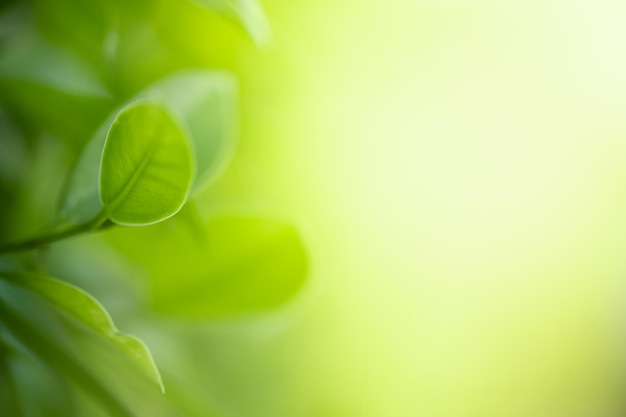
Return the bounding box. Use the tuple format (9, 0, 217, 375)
(2, 273, 163, 392)
(58, 69, 233, 226)
(108, 215, 308, 319)
(140, 70, 237, 194)
(100, 102, 194, 226)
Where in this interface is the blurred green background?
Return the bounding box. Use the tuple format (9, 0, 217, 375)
(2, 0, 626, 416)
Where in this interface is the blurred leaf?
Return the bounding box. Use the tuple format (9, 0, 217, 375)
(0, 341, 23, 417)
(190, 0, 271, 45)
(32, 0, 111, 66)
(0, 109, 26, 185)
(0, 3, 27, 40)
(57, 115, 115, 226)
(109, 215, 308, 318)
(0, 30, 113, 144)
(140, 70, 237, 194)
(0, 0, 19, 15)
(109, 18, 179, 97)
(0, 298, 135, 417)
(0, 110, 25, 239)
(0, 31, 109, 97)
(100, 102, 193, 225)
(1, 271, 163, 392)
(5, 338, 77, 417)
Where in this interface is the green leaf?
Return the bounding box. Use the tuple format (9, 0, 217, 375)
(0, 31, 109, 97)
(140, 70, 237, 194)
(100, 102, 194, 226)
(0, 30, 113, 144)
(2, 336, 75, 417)
(0, 342, 23, 417)
(108, 216, 309, 319)
(1, 272, 163, 393)
(0, 299, 135, 417)
(57, 114, 115, 226)
(59, 70, 236, 226)
(32, 0, 112, 65)
(190, 0, 271, 45)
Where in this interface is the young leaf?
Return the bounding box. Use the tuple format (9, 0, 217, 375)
(0, 272, 163, 392)
(58, 70, 236, 226)
(100, 102, 194, 226)
(107, 216, 309, 319)
(140, 70, 237, 194)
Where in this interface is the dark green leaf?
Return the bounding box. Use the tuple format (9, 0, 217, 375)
(0, 272, 163, 392)
(0, 299, 135, 417)
(0, 340, 23, 417)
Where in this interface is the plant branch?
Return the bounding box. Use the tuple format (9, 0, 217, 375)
(0, 211, 111, 254)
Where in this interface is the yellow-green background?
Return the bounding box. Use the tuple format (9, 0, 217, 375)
(198, 1, 626, 416)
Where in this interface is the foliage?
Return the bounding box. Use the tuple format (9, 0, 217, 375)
(0, 0, 307, 416)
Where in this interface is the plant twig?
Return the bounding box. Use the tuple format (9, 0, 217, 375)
(0, 211, 111, 254)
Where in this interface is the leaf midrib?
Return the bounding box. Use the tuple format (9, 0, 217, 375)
(103, 132, 162, 214)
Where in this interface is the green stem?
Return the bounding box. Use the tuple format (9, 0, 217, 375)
(0, 211, 110, 254)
